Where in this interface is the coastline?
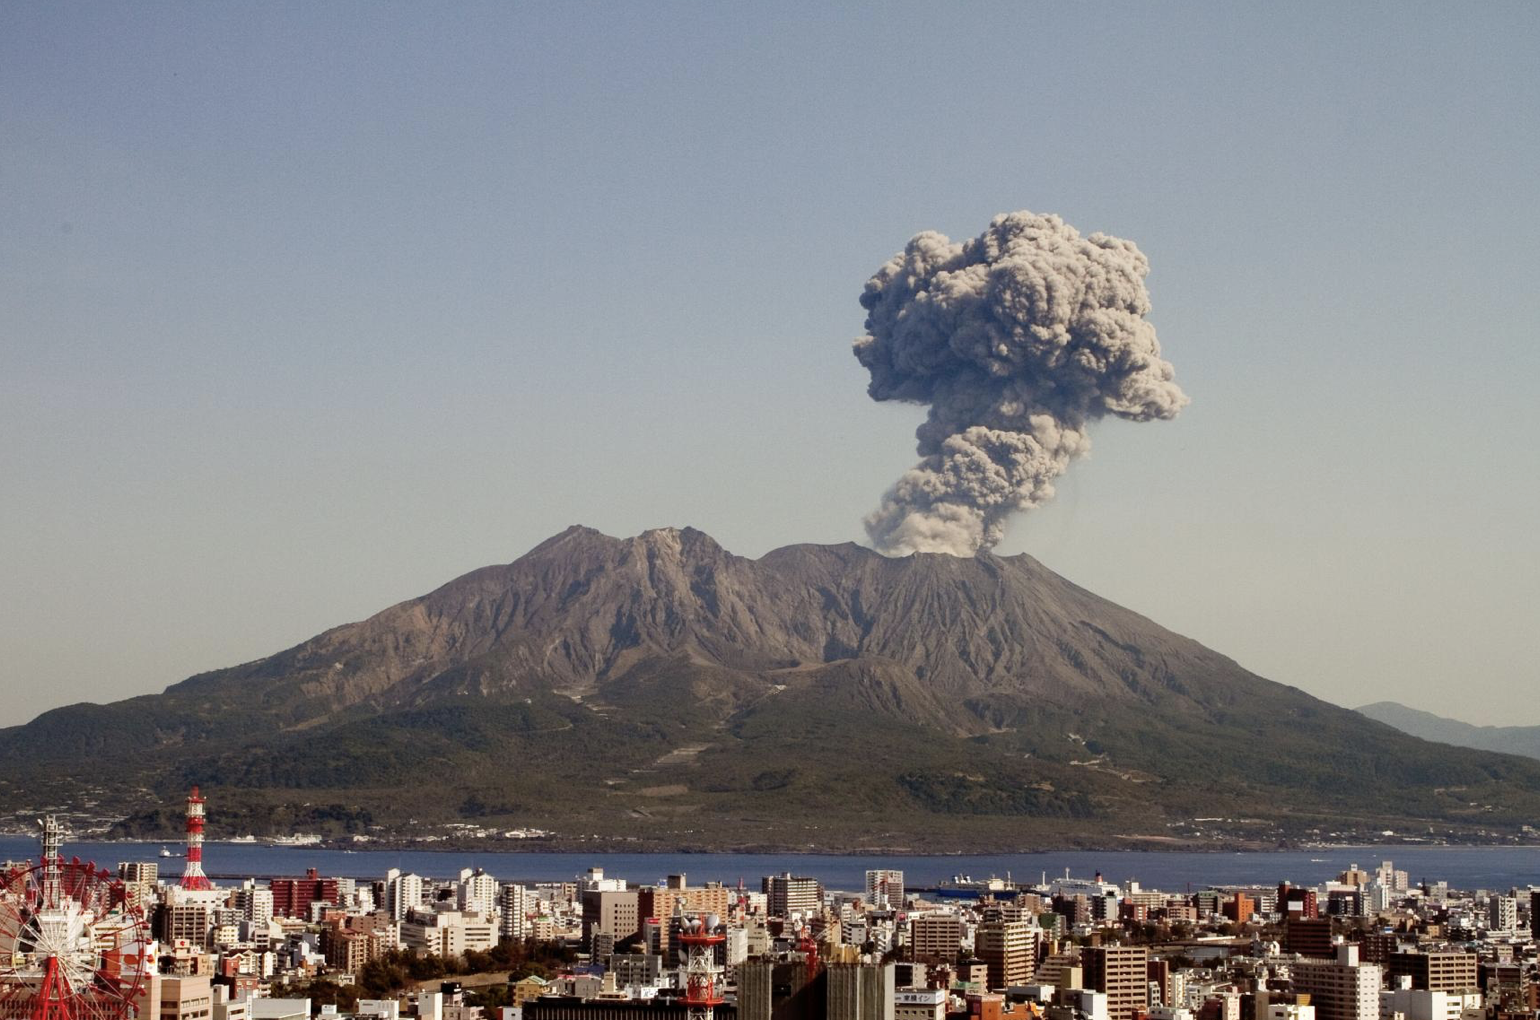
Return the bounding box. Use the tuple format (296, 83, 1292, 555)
(6, 834, 1540, 855)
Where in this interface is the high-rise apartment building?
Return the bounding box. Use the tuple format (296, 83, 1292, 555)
(458, 868, 499, 916)
(119, 861, 159, 908)
(1279, 884, 1319, 919)
(1084, 945, 1149, 1020)
(908, 914, 963, 962)
(232, 882, 274, 924)
(323, 927, 383, 972)
(119, 861, 158, 884)
(386, 870, 425, 921)
(638, 874, 733, 962)
(1389, 952, 1478, 993)
(1292, 946, 1383, 1020)
(582, 887, 641, 949)
(157, 903, 212, 947)
(866, 870, 904, 910)
(974, 920, 1036, 990)
(1337, 866, 1369, 887)
(500, 884, 528, 940)
(826, 961, 897, 1020)
(1488, 896, 1517, 933)
(269, 869, 339, 919)
(1193, 891, 1222, 917)
(1325, 890, 1365, 918)
(400, 908, 496, 957)
(1148, 958, 1173, 1008)
(1285, 917, 1333, 959)
(764, 873, 824, 920)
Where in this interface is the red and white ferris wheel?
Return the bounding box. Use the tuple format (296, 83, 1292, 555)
(0, 818, 151, 1020)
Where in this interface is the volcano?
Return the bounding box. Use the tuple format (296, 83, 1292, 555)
(4, 526, 1537, 851)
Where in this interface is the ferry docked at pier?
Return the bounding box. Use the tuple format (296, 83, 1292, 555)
(931, 874, 1020, 898)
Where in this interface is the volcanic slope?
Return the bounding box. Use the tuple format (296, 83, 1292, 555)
(5, 525, 1540, 850)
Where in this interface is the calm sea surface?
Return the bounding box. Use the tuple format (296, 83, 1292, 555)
(3, 840, 1538, 892)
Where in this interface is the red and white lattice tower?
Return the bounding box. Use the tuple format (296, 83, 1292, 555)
(178, 787, 211, 890)
(677, 914, 724, 1020)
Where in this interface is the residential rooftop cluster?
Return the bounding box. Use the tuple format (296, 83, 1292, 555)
(12, 852, 1540, 1020)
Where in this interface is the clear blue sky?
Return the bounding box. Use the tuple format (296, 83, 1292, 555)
(3, 2, 1536, 728)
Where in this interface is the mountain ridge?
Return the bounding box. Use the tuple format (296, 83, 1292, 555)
(1357, 701, 1540, 762)
(4, 525, 1540, 851)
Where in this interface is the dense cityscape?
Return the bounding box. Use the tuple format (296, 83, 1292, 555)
(3, 790, 1539, 1020)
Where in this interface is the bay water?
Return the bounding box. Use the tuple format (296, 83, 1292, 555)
(3, 839, 1538, 893)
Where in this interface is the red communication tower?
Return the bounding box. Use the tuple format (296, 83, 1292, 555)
(677, 914, 724, 1020)
(0, 817, 151, 1020)
(179, 787, 211, 890)
(796, 924, 821, 977)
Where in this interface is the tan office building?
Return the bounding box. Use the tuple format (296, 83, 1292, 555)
(1084, 945, 1149, 1020)
(1293, 946, 1383, 1020)
(1389, 952, 1478, 993)
(908, 913, 963, 962)
(136, 975, 213, 1020)
(974, 921, 1037, 989)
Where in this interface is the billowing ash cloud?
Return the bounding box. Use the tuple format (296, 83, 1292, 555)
(854, 211, 1187, 556)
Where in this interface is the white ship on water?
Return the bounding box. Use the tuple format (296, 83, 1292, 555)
(933, 874, 1019, 897)
(933, 868, 1121, 900)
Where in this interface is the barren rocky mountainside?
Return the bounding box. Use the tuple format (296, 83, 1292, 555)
(5, 526, 1540, 851)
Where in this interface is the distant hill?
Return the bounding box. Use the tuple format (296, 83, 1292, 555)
(5, 526, 1540, 851)
(1357, 702, 1540, 762)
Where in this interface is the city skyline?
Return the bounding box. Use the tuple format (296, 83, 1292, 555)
(4, 805, 1534, 1020)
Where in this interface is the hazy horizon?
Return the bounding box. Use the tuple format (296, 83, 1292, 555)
(3, 3, 1537, 729)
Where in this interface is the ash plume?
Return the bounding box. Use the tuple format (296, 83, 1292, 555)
(854, 211, 1187, 556)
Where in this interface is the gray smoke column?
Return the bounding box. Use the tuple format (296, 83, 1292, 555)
(854, 211, 1188, 556)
